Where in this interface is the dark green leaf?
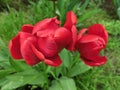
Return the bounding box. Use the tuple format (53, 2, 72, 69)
(67, 0, 79, 11)
(117, 7, 120, 19)
(0, 69, 15, 78)
(79, 0, 89, 14)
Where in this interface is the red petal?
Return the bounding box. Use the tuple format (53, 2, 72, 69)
(76, 35, 105, 53)
(19, 32, 33, 44)
(33, 17, 60, 35)
(38, 37, 58, 58)
(79, 35, 105, 44)
(31, 44, 45, 60)
(54, 27, 72, 50)
(81, 56, 107, 66)
(9, 34, 22, 59)
(88, 24, 108, 43)
(37, 29, 55, 37)
(76, 29, 87, 49)
(77, 28, 87, 40)
(20, 34, 40, 66)
(44, 55, 62, 67)
(64, 11, 77, 29)
(80, 49, 102, 62)
(66, 25, 77, 51)
(21, 24, 34, 33)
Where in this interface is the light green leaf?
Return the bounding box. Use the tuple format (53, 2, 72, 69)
(68, 61, 91, 77)
(56, 0, 68, 24)
(60, 49, 71, 68)
(78, 9, 101, 24)
(0, 38, 9, 60)
(0, 38, 6, 47)
(9, 57, 32, 72)
(49, 77, 77, 90)
(1, 70, 47, 90)
(0, 78, 8, 87)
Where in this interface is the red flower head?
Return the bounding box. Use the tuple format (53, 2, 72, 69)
(9, 11, 77, 67)
(76, 24, 108, 66)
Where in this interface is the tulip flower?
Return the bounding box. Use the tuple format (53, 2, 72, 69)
(9, 11, 77, 67)
(76, 24, 108, 66)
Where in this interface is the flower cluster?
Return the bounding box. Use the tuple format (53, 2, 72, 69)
(9, 11, 108, 67)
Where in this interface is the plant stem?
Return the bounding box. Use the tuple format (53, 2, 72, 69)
(53, 0, 56, 15)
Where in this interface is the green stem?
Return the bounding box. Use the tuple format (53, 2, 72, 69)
(53, 0, 56, 15)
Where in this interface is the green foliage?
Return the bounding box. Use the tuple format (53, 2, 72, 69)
(0, 0, 54, 43)
(77, 0, 102, 28)
(1, 70, 48, 90)
(0, 0, 37, 11)
(49, 77, 77, 90)
(112, 0, 120, 19)
(100, 20, 120, 51)
(0, 9, 28, 42)
(59, 49, 71, 68)
(78, 8, 101, 25)
(56, 0, 79, 25)
(68, 62, 91, 77)
(29, 0, 54, 23)
(0, 38, 9, 60)
(0, 38, 49, 89)
(101, 20, 120, 36)
(9, 57, 32, 72)
(59, 49, 91, 77)
(0, 1, 53, 89)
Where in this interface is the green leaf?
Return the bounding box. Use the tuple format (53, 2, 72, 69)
(49, 77, 77, 90)
(68, 61, 91, 77)
(1, 70, 47, 90)
(57, 0, 67, 15)
(56, 0, 68, 24)
(0, 38, 11, 69)
(0, 78, 6, 87)
(60, 49, 71, 68)
(0, 38, 6, 47)
(0, 69, 15, 78)
(117, 7, 120, 19)
(112, 0, 117, 8)
(117, 0, 120, 7)
(9, 57, 32, 72)
(79, 0, 89, 14)
(67, 0, 79, 11)
(0, 38, 9, 60)
(54, 66, 63, 77)
(78, 9, 101, 24)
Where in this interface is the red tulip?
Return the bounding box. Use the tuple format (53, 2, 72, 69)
(9, 11, 77, 67)
(64, 11, 77, 51)
(76, 24, 108, 66)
